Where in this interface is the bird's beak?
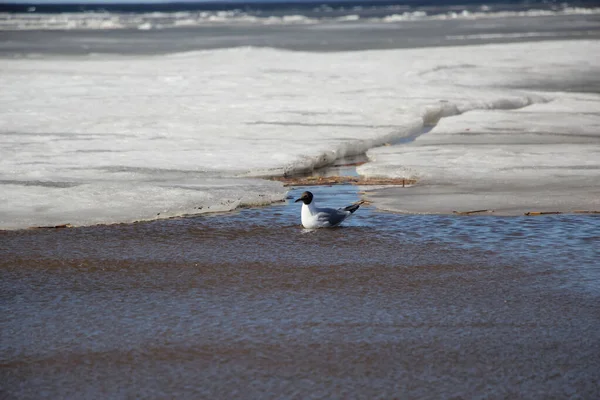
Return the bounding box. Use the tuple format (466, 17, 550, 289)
(294, 197, 303, 203)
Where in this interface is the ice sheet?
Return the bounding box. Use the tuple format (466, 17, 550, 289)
(1, 40, 599, 228)
(359, 94, 600, 215)
(0, 178, 284, 230)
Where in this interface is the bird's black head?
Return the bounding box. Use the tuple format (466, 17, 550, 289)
(294, 191, 314, 205)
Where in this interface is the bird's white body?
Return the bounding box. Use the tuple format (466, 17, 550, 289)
(301, 202, 336, 229)
(297, 192, 362, 229)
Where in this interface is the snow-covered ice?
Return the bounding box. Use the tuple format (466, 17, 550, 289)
(359, 93, 600, 214)
(1, 40, 599, 228)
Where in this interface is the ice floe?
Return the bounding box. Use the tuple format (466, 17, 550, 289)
(1, 40, 599, 227)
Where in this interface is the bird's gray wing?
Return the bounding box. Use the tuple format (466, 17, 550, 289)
(316, 208, 350, 227)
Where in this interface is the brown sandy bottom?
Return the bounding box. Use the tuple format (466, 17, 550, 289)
(1, 186, 599, 399)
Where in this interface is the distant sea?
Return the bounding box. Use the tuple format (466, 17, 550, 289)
(2, 0, 600, 54)
(1, 0, 600, 32)
(2, 0, 600, 14)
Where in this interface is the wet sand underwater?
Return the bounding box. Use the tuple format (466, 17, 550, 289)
(2, 185, 599, 399)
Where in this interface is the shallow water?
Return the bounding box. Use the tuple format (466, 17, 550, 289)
(1, 185, 599, 399)
(3, 13, 600, 55)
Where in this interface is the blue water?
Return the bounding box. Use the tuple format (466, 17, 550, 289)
(2, 0, 598, 15)
(254, 186, 600, 288)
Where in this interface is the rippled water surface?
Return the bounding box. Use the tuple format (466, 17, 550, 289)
(1, 186, 599, 399)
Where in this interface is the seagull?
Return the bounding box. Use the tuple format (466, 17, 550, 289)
(294, 191, 364, 229)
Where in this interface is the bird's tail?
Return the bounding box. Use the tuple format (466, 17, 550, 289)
(343, 200, 365, 214)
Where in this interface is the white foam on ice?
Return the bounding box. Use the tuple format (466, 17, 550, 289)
(1, 40, 599, 228)
(378, 7, 600, 23)
(1, 7, 599, 31)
